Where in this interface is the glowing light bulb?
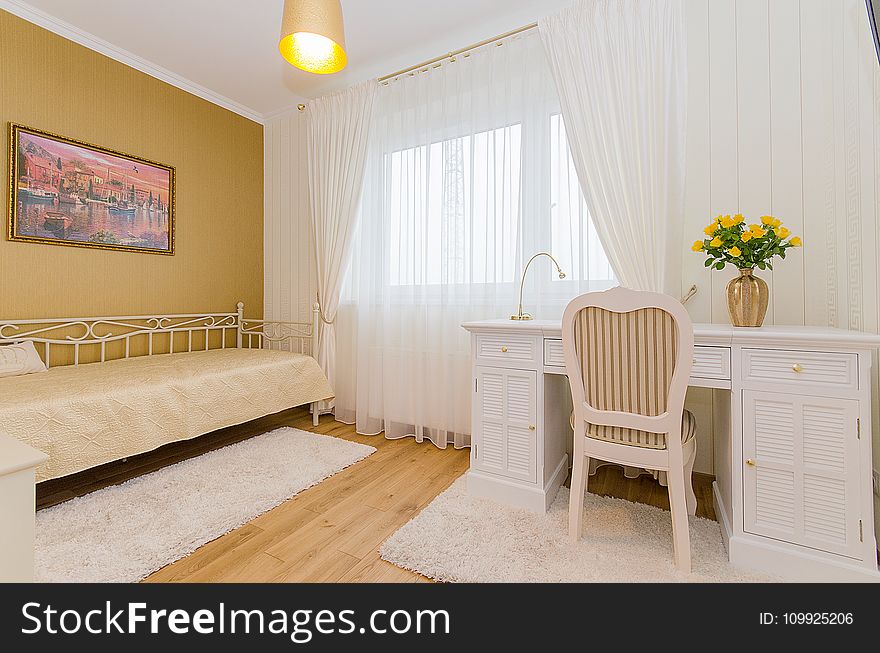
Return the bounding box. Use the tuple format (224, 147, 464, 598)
(280, 32, 347, 74)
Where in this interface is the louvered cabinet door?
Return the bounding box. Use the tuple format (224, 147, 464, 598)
(473, 367, 537, 483)
(742, 391, 862, 559)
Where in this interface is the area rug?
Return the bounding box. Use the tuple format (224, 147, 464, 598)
(35, 427, 375, 582)
(380, 477, 773, 582)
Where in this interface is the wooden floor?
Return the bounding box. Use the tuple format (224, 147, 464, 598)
(37, 407, 715, 582)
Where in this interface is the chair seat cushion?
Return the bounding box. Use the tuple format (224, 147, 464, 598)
(570, 409, 697, 450)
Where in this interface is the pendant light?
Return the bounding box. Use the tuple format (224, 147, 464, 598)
(279, 0, 347, 75)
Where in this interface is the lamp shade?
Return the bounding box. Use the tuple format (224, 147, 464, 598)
(279, 0, 347, 74)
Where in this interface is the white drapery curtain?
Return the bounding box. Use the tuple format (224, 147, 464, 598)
(334, 32, 615, 447)
(538, 0, 687, 293)
(306, 80, 377, 409)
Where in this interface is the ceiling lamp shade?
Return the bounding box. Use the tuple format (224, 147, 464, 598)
(279, 0, 348, 75)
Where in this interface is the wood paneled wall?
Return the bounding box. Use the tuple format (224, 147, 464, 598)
(0, 11, 264, 320)
(682, 0, 878, 333)
(263, 111, 314, 325)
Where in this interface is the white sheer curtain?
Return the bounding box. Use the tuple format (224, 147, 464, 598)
(306, 80, 377, 410)
(539, 0, 686, 293)
(334, 32, 615, 447)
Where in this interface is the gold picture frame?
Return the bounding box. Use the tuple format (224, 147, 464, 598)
(7, 123, 175, 255)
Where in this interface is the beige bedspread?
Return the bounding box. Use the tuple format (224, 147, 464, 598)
(0, 348, 333, 482)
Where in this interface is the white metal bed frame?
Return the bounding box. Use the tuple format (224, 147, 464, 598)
(0, 301, 323, 426)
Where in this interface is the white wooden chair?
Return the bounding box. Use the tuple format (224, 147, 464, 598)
(562, 287, 697, 572)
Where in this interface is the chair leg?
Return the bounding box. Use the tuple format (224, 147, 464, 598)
(312, 403, 320, 427)
(569, 450, 588, 543)
(684, 440, 697, 516)
(667, 466, 692, 573)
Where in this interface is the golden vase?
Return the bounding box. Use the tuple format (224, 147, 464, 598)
(726, 268, 768, 327)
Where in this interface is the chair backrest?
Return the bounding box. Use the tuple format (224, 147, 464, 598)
(561, 287, 694, 447)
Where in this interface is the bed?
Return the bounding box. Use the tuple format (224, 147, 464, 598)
(0, 303, 333, 482)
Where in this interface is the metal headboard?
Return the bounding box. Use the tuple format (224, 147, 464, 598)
(0, 302, 321, 368)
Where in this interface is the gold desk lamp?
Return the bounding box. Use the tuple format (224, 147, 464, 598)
(511, 252, 566, 320)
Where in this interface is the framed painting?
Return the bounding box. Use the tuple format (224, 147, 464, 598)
(7, 123, 175, 255)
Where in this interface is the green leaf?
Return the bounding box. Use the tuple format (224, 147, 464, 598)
(704, 258, 713, 267)
(715, 261, 725, 270)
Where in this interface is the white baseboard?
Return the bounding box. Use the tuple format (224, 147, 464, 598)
(712, 481, 732, 552)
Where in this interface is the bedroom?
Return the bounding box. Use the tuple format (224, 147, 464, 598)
(1, 0, 879, 640)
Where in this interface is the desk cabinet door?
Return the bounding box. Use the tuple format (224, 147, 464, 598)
(473, 367, 538, 483)
(742, 391, 862, 559)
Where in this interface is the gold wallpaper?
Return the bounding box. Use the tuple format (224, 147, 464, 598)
(0, 10, 263, 319)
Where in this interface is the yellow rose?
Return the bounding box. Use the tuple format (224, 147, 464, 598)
(692, 240, 704, 252)
(709, 237, 722, 248)
(761, 215, 775, 226)
(772, 217, 782, 227)
(733, 214, 745, 224)
(749, 225, 766, 238)
(740, 231, 753, 243)
(720, 215, 735, 228)
(789, 236, 802, 247)
(704, 223, 718, 236)
(729, 246, 742, 258)
(775, 226, 790, 239)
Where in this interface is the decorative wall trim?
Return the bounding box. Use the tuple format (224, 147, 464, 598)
(263, 103, 310, 122)
(0, 0, 264, 124)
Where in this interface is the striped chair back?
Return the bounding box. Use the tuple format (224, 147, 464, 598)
(570, 303, 683, 449)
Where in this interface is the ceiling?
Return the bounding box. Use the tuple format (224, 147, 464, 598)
(2, 0, 573, 122)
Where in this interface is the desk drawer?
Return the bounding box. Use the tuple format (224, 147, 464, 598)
(475, 334, 538, 364)
(743, 348, 858, 389)
(544, 338, 565, 368)
(692, 346, 731, 380)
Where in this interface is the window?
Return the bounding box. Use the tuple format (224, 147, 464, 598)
(387, 124, 521, 286)
(383, 116, 613, 289)
(549, 114, 614, 283)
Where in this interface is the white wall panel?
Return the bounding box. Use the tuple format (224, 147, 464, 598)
(263, 111, 315, 328)
(768, 0, 805, 325)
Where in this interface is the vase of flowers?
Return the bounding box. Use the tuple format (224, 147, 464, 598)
(692, 214, 802, 327)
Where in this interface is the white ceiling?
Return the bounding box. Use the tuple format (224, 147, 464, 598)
(2, 0, 573, 122)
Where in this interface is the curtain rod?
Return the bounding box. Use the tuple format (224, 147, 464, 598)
(296, 21, 538, 112)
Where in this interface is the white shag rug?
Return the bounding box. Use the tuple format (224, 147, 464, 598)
(381, 477, 773, 582)
(36, 427, 375, 583)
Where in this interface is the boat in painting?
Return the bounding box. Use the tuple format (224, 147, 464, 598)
(43, 211, 71, 231)
(108, 201, 136, 214)
(17, 184, 57, 202)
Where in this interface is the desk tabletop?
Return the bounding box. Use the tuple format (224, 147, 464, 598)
(461, 319, 880, 349)
(0, 433, 47, 477)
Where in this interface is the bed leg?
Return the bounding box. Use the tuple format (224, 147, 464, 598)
(312, 402, 320, 427)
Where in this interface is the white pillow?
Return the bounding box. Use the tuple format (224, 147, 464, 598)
(0, 341, 48, 378)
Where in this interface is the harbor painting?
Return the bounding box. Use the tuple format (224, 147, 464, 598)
(7, 124, 175, 254)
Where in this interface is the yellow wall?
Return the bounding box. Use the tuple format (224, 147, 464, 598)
(0, 11, 263, 319)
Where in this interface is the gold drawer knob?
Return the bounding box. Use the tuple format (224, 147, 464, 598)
(792, 363, 803, 373)
(746, 458, 756, 467)
(528, 425, 536, 431)
(500, 346, 508, 353)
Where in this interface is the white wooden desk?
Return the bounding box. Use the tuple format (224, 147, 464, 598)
(461, 319, 880, 581)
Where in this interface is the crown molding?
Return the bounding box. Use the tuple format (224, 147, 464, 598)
(0, 0, 265, 124)
(262, 102, 309, 122)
